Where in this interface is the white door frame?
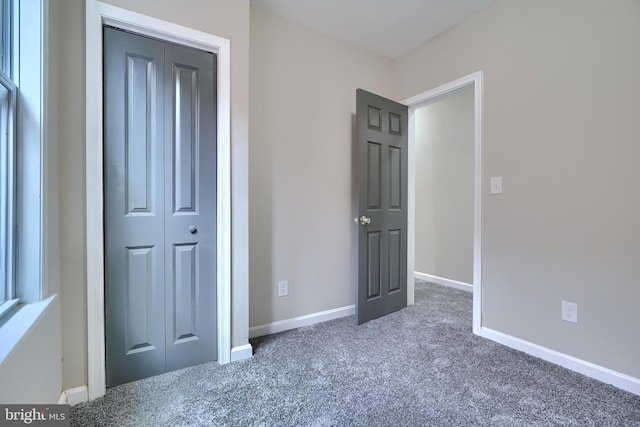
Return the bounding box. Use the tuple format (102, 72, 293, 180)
(85, 0, 232, 400)
(403, 71, 483, 334)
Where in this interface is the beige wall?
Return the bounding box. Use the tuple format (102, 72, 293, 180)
(249, 7, 396, 327)
(414, 86, 474, 284)
(58, 0, 250, 390)
(396, 0, 640, 378)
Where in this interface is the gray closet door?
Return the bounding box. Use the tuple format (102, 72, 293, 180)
(104, 27, 217, 387)
(356, 89, 408, 325)
(104, 28, 166, 386)
(163, 41, 217, 372)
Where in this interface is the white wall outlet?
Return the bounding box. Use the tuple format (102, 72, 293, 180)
(561, 300, 578, 323)
(278, 280, 289, 297)
(490, 176, 503, 194)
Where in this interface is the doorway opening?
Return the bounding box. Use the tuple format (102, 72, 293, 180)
(404, 71, 483, 334)
(413, 85, 474, 293)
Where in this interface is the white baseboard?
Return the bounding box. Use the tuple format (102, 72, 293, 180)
(415, 271, 473, 292)
(249, 305, 355, 339)
(481, 327, 640, 397)
(58, 386, 89, 406)
(231, 344, 253, 362)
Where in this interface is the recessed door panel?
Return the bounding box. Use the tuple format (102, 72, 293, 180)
(389, 112, 401, 135)
(125, 54, 156, 215)
(389, 146, 402, 210)
(367, 142, 381, 210)
(125, 246, 156, 354)
(367, 232, 381, 300)
(173, 65, 198, 214)
(172, 243, 198, 343)
(368, 106, 381, 131)
(388, 230, 401, 293)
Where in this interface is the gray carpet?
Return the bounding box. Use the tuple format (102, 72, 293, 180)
(71, 281, 640, 426)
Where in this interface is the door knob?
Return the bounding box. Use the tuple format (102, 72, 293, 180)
(189, 225, 197, 234)
(358, 216, 371, 226)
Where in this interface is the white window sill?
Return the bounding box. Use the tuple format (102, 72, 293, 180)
(0, 299, 20, 320)
(0, 295, 57, 364)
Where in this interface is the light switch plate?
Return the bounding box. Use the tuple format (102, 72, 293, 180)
(490, 176, 503, 194)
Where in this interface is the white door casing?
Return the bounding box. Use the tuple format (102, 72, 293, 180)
(86, 0, 232, 400)
(403, 71, 483, 335)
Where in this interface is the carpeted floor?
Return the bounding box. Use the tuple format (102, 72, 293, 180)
(71, 281, 640, 426)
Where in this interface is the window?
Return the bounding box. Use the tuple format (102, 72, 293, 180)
(0, 0, 45, 320)
(0, 0, 15, 314)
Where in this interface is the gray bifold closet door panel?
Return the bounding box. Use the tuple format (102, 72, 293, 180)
(104, 27, 217, 387)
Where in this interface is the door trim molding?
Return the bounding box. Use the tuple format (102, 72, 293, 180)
(402, 70, 483, 335)
(230, 344, 253, 362)
(85, 0, 232, 400)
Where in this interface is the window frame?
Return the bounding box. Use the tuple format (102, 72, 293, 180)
(0, 0, 13, 76)
(0, 0, 16, 317)
(0, 71, 16, 302)
(0, 0, 46, 319)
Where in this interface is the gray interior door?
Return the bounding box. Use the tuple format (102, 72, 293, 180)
(356, 89, 408, 324)
(104, 27, 217, 387)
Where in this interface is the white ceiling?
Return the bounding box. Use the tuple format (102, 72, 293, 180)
(250, 0, 496, 58)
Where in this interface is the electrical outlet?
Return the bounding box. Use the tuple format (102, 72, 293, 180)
(561, 301, 578, 323)
(278, 280, 289, 297)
